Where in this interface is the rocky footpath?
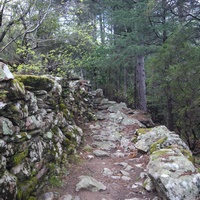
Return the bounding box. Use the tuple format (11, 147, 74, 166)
(0, 62, 199, 200)
(38, 89, 200, 200)
(0, 62, 93, 200)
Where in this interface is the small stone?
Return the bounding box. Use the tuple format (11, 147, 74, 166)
(87, 155, 94, 160)
(131, 184, 138, 189)
(102, 168, 113, 177)
(111, 176, 121, 180)
(43, 192, 54, 200)
(114, 162, 128, 168)
(124, 165, 133, 171)
(134, 164, 143, 168)
(144, 177, 154, 191)
(120, 170, 130, 176)
(75, 175, 106, 192)
(93, 150, 109, 157)
(121, 176, 131, 181)
(140, 172, 148, 179)
(113, 152, 125, 157)
(58, 194, 73, 200)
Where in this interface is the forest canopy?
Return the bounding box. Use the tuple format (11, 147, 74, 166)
(0, 0, 200, 150)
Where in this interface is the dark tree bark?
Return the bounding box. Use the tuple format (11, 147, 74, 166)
(136, 55, 147, 112)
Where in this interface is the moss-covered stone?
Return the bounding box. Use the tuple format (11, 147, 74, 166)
(151, 149, 177, 161)
(18, 177, 38, 200)
(7, 79, 25, 100)
(28, 196, 37, 200)
(150, 136, 168, 154)
(59, 103, 66, 111)
(12, 79, 25, 95)
(14, 74, 54, 92)
(0, 90, 8, 101)
(180, 148, 195, 164)
(14, 133, 29, 143)
(86, 112, 95, 121)
(0, 117, 13, 135)
(136, 128, 152, 136)
(131, 135, 138, 143)
(16, 186, 23, 200)
(12, 149, 29, 166)
(62, 137, 72, 146)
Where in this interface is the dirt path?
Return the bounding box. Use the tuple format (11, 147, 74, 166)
(38, 105, 159, 200)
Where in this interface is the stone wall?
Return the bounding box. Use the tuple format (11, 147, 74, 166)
(0, 62, 93, 200)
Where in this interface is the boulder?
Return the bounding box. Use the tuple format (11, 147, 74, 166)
(108, 102, 127, 113)
(147, 148, 200, 200)
(0, 62, 14, 81)
(135, 126, 190, 153)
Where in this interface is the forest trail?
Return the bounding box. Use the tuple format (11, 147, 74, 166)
(37, 96, 159, 200)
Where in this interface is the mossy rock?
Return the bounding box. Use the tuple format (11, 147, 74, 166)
(0, 90, 8, 101)
(59, 103, 66, 111)
(180, 148, 195, 164)
(86, 112, 95, 121)
(136, 128, 152, 136)
(165, 146, 195, 164)
(14, 133, 30, 143)
(12, 149, 29, 166)
(7, 79, 25, 100)
(18, 177, 38, 200)
(28, 196, 37, 200)
(150, 136, 168, 154)
(151, 149, 180, 161)
(16, 185, 23, 200)
(15, 74, 54, 92)
(131, 135, 138, 143)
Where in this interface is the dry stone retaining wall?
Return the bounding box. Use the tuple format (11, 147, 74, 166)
(0, 62, 93, 200)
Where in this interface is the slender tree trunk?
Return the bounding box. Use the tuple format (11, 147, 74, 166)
(134, 64, 137, 109)
(166, 96, 174, 131)
(135, 55, 147, 112)
(123, 66, 127, 100)
(99, 13, 105, 44)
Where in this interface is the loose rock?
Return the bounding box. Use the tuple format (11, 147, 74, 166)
(75, 176, 107, 192)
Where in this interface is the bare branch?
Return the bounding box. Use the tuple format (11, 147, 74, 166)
(0, 0, 53, 52)
(0, 2, 32, 42)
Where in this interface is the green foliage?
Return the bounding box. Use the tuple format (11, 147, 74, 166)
(49, 175, 62, 188)
(147, 27, 200, 149)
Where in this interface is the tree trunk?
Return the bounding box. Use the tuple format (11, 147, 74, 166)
(123, 66, 127, 100)
(166, 96, 174, 131)
(99, 13, 105, 44)
(136, 55, 147, 112)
